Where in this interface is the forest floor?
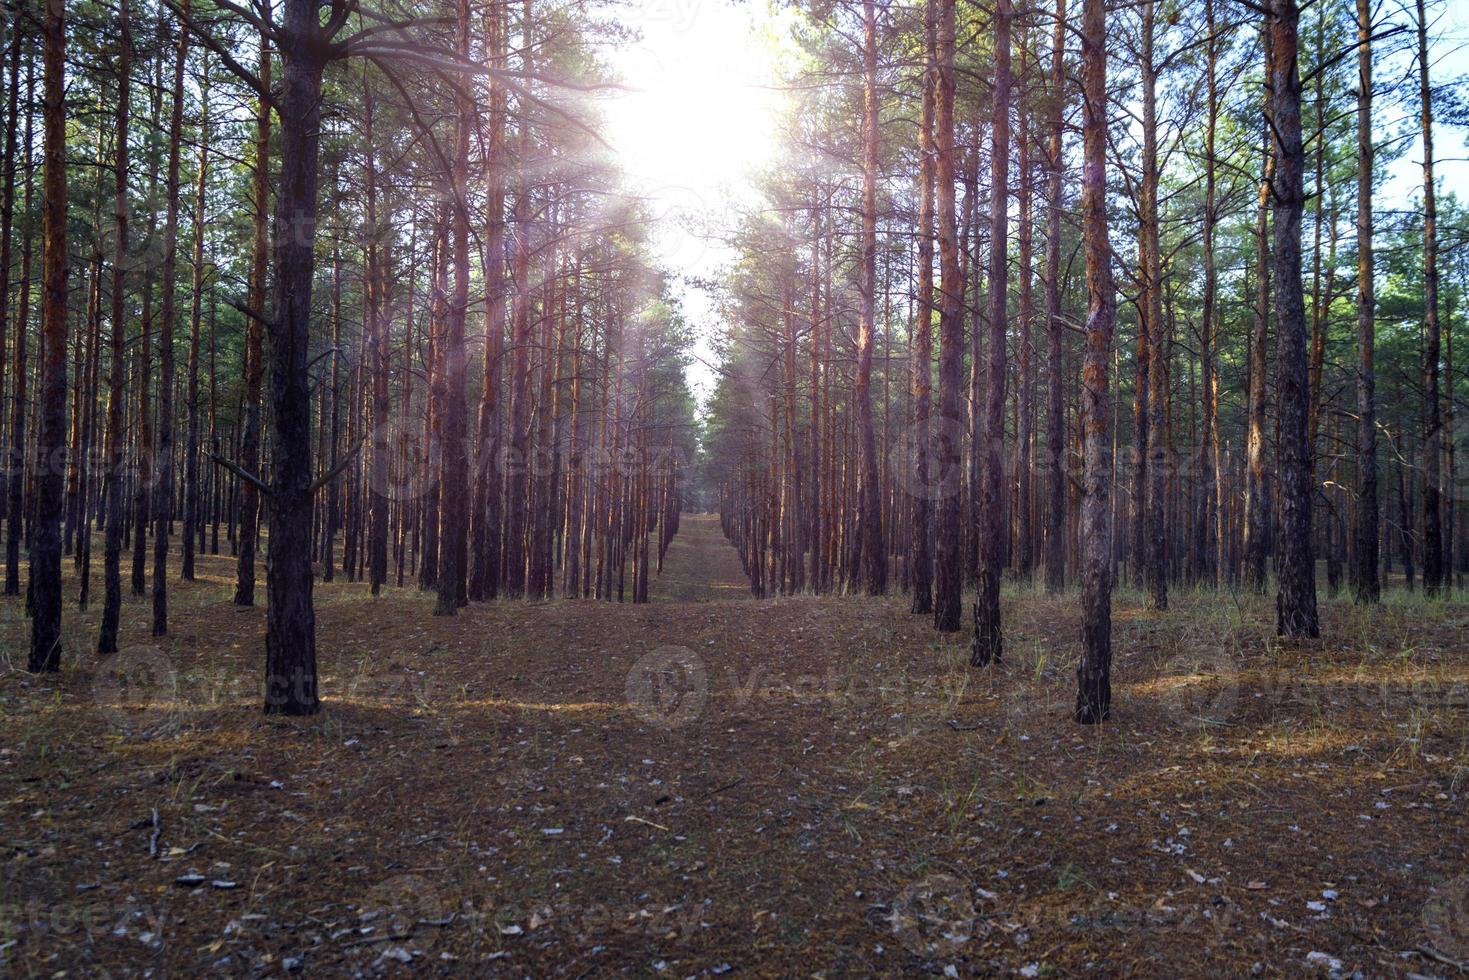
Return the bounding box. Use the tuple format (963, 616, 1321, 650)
(2, 515, 1468, 978)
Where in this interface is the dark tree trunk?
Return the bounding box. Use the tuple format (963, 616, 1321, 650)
(1268, 0, 1320, 638)
(182, 55, 210, 582)
(436, 0, 472, 616)
(1198, 0, 1221, 589)
(235, 30, 269, 608)
(261, 0, 326, 715)
(1015, 25, 1034, 585)
(1416, 0, 1443, 596)
(29, 0, 67, 673)
(856, 0, 885, 596)
(910, 0, 936, 616)
(152, 4, 188, 636)
(1141, 0, 1166, 610)
(1244, 38, 1272, 595)
(470, 0, 508, 602)
(1351, 0, 1379, 604)
(0, 28, 19, 531)
(100, 0, 131, 655)
(933, 0, 963, 630)
(973, 0, 1009, 667)
(1074, 0, 1115, 723)
(1043, 0, 1066, 594)
(4, 60, 33, 598)
(504, 0, 533, 599)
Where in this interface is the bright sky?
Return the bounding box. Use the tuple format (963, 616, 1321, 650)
(594, 0, 1469, 410)
(599, 0, 793, 404)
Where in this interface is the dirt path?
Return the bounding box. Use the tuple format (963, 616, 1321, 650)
(3, 534, 1468, 977)
(650, 512, 750, 602)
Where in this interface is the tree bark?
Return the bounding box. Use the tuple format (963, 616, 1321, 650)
(152, 2, 189, 635)
(100, 0, 131, 654)
(910, 0, 936, 616)
(1075, 0, 1115, 723)
(183, 54, 210, 583)
(1416, 0, 1443, 595)
(1141, 0, 1166, 610)
(29, 0, 67, 673)
(856, 0, 886, 596)
(1268, 0, 1320, 638)
(973, 0, 1009, 666)
(1043, 0, 1066, 593)
(235, 24, 270, 608)
(261, 0, 326, 714)
(435, 0, 472, 615)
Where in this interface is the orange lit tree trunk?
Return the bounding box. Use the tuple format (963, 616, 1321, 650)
(1074, 0, 1115, 722)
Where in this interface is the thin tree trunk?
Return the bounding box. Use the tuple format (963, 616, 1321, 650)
(1141, 0, 1166, 610)
(1416, 0, 1443, 595)
(182, 55, 210, 582)
(910, 0, 936, 616)
(152, 1, 189, 635)
(99, 0, 131, 654)
(856, 0, 886, 596)
(436, 0, 472, 615)
(1043, 0, 1066, 593)
(29, 0, 67, 673)
(235, 24, 270, 608)
(973, 0, 1010, 666)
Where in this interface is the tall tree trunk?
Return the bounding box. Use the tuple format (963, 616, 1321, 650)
(29, 0, 67, 673)
(132, 58, 162, 598)
(1244, 36, 1273, 596)
(100, 0, 131, 654)
(436, 0, 472, 615)
(152, 1, 189, 635)
(973, 0, 1009, 666)
(856, 0, 886, 595)
(504, 0, 533, 599)
(4, 59, 33, 598)
(235, 25, 270, 607)
(909, 0, 935, 615)
(1269, 0, 1320, 638)
(364, 81, 390, 596)
(470, 0, 508, 602)
(934, 0, 963, 629)
(183, 54, 210, 582)
(261, 0, 327, 714)
(1015, 24, 1035, 585)
(1416, 0, 1443, 595)
(0, 28, 19, 531)
(1074, 0, 1115, 722)
(1141, 0, 1167, 610)
(1043, 0, 1066, 593)
(1200, 0, 1222, 589)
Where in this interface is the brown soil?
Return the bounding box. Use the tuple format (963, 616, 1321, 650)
(1, 516, 1467, 977)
